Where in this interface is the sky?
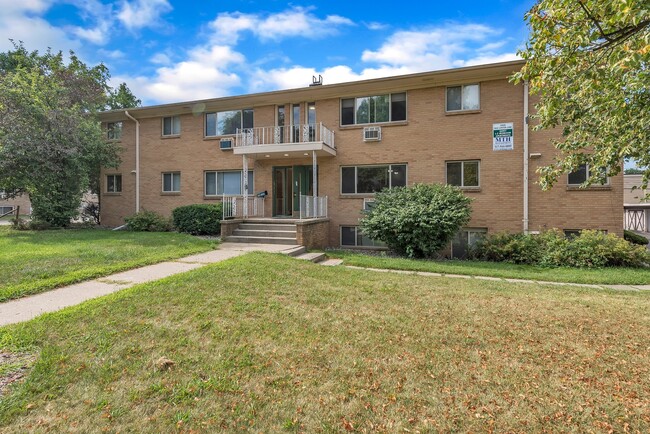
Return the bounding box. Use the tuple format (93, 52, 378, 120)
(0, 0, 536, 106)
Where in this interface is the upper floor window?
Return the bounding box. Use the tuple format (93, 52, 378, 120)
(205, 109, 254, 137)
(162, 172, 181, 193)
(106, 174, 122, 193)
(107, 121, 123, 140)
(162, 116, 181, 136)
(205, 170, 254, 196)
(568, 164, 609, 186)
(341, 164, 407, 194)
(446, 160, 480, 187)
(341, 92, 406, 126)
(446, 84, 480, 112)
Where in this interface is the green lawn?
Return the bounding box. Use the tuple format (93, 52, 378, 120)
(1, 253, 649, 432)
(327, 250, 650, 285)
(0, 227, 217, 302)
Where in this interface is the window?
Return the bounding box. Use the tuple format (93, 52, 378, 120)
(446, 84, 480, 111)
(341, 92, 406, 125)
(451, 228, 486, 259)
(0, 206, 14, 215)
(340, 226, 386, 247)
(446, 160, 480, 187)
(205, 109, 254, 137)
(107, 122, 123, 140)
(162, 116, 181, 136)
(106, 174, 122, 193)
(568, 164, 609, 186)
(205, 170, 254, 196)
(341, 164, 407, 194)
(162, 172, 181, 192)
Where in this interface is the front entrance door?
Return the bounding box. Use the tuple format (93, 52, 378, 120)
(273, 165, 316, 216)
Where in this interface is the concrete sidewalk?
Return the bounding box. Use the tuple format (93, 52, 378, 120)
(0, 243, 297, 326)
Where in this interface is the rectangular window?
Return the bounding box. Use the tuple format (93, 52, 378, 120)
(0, 206, 14, 215)
(341, 164, 407, 194)
(341, 92, 406, 125)
(162, 116, 181, 136)
(568, 164, 609, 186)
(205, 170, 254, 196)
(340, 226, 386, 247)
(107, 121, 122, 140)
(162, 172, 181, 193)
(446, 84, 480, 112)
(446, 160, 480, 187)
(205, 109, 254, 137)
(106, 174, 122, 193)
(451, 228, 486, 259)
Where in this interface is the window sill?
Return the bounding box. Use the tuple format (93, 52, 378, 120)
(103, 192, 122, 196)
(161, 192, 181, 196)
(203, 195, 222, 200)
(445, 110, 482, 116)
(459, 187, 482, 192)
(161, 135, 181, 139)
(339, 194, 376, 199)
(204, 135, 235, 141)
(566, 185, 611, 191)
(339, 121, 408, 130)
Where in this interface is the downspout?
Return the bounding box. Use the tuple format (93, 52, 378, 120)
(124, 111, 140, 213)
(523, 81, 530, 234)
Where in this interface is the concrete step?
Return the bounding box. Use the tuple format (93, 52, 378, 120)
(233, 229, 297, 238)
(282, 246, 307, 257)
(295, 252, 327, 263)
(238, 223, 297, 231)
(320, 259, 343, 266)
(224, 236, 298, 245)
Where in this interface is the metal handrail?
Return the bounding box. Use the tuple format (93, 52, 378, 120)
(235, 123, 335, 149)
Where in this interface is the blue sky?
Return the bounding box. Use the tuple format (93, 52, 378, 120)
(1, 0, 535, 105)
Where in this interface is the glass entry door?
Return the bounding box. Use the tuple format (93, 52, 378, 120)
(273, 165, 316, 216)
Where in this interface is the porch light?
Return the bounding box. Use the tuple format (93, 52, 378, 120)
(303, 153, 309, 156)
(284, 153, 289, 157)
(265, 154, 270, 158)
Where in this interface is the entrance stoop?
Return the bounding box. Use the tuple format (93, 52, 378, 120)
(224, 220, 299, 245)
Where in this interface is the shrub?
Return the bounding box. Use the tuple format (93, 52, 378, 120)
(360, 183, 472, 258)
(82, 202, 101, 225)
(172, 204, 222, 235)
(624, 229, 649, 245)
(124, 210, 171, 232)
(472, 229, 650, 268)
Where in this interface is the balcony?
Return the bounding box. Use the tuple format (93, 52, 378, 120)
(233, 123, 336, 158)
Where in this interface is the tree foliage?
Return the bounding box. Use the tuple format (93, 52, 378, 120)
(360, 184, 472, 258)
(0, 42, 124, 226)
(107, 82, 141, 110)
(513, 0, 650, 190)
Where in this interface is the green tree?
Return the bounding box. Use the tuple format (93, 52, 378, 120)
(0, 43, 122, 226)
(513, 1, 650, 190)
(107, 82, 141, 109)
(360, 184, 472, 258)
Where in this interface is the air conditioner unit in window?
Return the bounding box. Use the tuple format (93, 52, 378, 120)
(363, 126, 381, 142)
(363, 198, 376, 212)
(220, 138, 234, 150)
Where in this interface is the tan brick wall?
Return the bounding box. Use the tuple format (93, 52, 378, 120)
(296, 218, 330, 249)
(101, 75, 624, 244)
(0, 194, 31, 215)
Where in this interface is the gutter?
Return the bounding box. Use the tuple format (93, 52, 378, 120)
(523, 81, 530, 233)
(124, 111, 140, 213)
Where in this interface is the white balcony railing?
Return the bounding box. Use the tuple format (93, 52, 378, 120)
(235, 123, 335, 149)
(299, 195, 328, 219)
(222, 195, 265, 219)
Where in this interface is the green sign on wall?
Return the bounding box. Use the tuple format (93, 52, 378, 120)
(493, 122, 514, 151)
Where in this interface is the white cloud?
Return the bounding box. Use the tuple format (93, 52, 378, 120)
(365, 21, 388, 31)
(150, 52, 171, 65)
(117, 0, 173, 31)
(98, 48, 125, 59)
(209, 6, 354, 44)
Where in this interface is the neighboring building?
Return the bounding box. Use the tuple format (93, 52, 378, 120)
(624, 174, 649, 232)
(0, 193, 30, 217)
(98, 60, 623, 256)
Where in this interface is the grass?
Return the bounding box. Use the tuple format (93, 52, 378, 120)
(0, 227, 217, 302)
(327, 250, 650, 285)
(1, 253, 649, 432)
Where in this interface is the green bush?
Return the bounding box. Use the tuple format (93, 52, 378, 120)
(624, 229, 649, 245)
(124, 210, 171, 232)
(172, 204, 222, 235)
(472, 229, 650, 268)
(360, 183, 472, 258)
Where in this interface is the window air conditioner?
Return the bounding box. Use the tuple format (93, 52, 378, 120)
(220, 138, 233, 150)
(363, 126, 381, 142)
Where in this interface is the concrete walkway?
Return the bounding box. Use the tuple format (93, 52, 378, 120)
(0, 242, 297, 326)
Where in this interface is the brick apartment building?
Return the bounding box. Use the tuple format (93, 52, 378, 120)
(0, 194, 30, 217)
(98, 60, 623, 257)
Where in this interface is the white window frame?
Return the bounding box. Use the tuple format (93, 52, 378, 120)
(205, 109, 254, 137)
(340, 226, 386, 248)
(162, 115, 181, 137)
(106, 174, 122, 193)
(107, 121, 123, 140)
(340, 164, 408, 195)
(204, 170, 254, 197)
(446, 160, 480, 188)
(340, 92, 407, 126)
(445, 84, 480, 112)
(567, 163, 610, 186)
(162, 172, 181, 193)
